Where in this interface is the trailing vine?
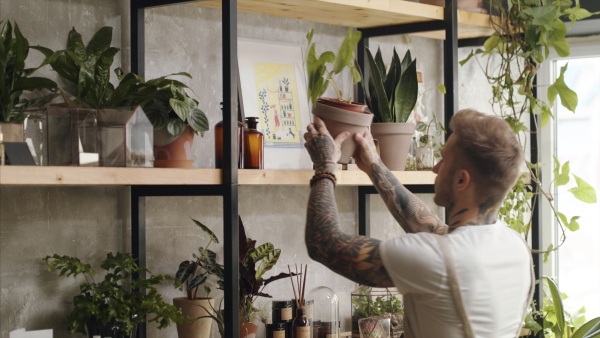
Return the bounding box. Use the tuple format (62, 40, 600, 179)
(461, 0, 598, 253)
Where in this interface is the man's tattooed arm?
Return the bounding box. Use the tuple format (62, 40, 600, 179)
(305, 178, 394, 288)
(369, 160, 448, 235)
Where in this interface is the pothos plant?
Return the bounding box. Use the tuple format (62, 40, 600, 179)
(460, 0, 598, 251)
(306, 27, 362, 106)
(175, 218, 224, 300)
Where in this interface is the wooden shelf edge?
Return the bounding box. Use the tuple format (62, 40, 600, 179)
(0, 167, 436, 186)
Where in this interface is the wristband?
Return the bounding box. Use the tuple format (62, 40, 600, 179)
(310, 171, 337, 187)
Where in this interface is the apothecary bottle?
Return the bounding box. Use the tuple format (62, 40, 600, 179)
(243, 117, 264, 169)
(292, 306, 310, 338)
(215, 102, 244, 169)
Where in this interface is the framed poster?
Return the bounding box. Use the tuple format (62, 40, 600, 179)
(238, 39, 313, 170)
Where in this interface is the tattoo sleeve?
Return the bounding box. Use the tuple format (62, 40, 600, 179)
(305, 178, 394, 288)
(369, 160, 448, 235)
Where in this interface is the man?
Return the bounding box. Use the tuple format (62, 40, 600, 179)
(303, 109, 534, 337)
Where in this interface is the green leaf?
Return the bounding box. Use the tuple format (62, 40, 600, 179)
(192, 218, 219, 244)
(394, 59, 418, 123)
(437, 83, 446, 94)
(365, 47, 390, 122)
(573, 317, 600, 338)
(523, 6, 560, 26)
(167, 118, 185, 137)
(188, 108, 209, 136)
(483, 35, 502, 53)
(545, 277, 566, 335)
(568, 175, 597, 203)
(543, 243, 553, 263)
(556, 211, 580, 232)
(554, 159, 570, 187)
(86, 26, 113, 57)
(170, 98, 191, 121)
(459, 50, 475, 66)
(12, 77, 57, 92)
(548, 64, 578, 112)
(332, 27, 361, 75)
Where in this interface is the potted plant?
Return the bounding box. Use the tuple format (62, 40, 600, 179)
(237, 216, 295, 338)
(414, 112, 445, 171)
(37, 26, 209, 168)
(363, 47, 419, 171)
(306, 27, 373, 164)
(1, 19, 57, 142)
(173, 218, 224, 338)
(43, 252, 184, 338)
(351, 285, 404, 338)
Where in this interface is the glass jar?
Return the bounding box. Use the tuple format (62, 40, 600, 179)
(306, 287, 338, 338)
(215, 102, 244, 169)
(292, 306, 310, 338)
(273, 300, 294, 323)
(266, 322, 287, 338)
(243, 116, 264, 169)
(415, 141, 435, 171)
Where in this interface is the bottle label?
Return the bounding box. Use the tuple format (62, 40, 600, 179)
(281, 307, 292, 320)
(295, 326, 310, 338)
(273, 330, 285, 338)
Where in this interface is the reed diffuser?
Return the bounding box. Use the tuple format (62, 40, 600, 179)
(288, 264, 309, 338)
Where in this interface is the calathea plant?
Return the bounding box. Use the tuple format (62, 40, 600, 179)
(363, 47, 418, 123)
(1, 19, 58, 122)
(175, 218, 224, 300)
(306, 27, 362, 106)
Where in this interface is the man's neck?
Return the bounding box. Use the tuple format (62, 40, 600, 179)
(448, 194, 504, 231)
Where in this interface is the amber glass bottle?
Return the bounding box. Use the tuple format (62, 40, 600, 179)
(292, 306, 310, 338)
(243, 117, 264, 169)
(215, 103, 244, 169)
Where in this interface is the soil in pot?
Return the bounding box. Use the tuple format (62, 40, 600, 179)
(153, 126, 195, 168)
(313, 99, 373, 164)
(172, 297, 214, 338)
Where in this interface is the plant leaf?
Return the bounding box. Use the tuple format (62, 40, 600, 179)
(574, 317, 600, 338)
(332, 27, 361, 75)
(192, 218, 219, 244)
(568, 175, 597, 203)
(394, 59, 418, 123)
(170, 97, 191, 121)
(12, 77, 57, 92)
(545, 277, 566, 335)
(86, 26, 113, 57)
(548, 63, 578, 112)
(167, 118, 185, 137)
(188, 108, 209, 137)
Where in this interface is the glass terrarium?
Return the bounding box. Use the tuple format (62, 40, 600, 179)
(306, 286, 339, 338)
(91, 106, 153, 167)
(45, 104, 98, 166)
(351, 286, 403, 338)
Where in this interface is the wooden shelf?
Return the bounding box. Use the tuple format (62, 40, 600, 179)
(193, 0, 496, 39)
(0, 166, 436, 186)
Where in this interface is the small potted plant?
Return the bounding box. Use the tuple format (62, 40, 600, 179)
(352, 285, 404, 338)
(415, 112, 445, 171)
(1, 19, 57, 142)
(38, 26, 209, 168)
(43, 252, 184, 338)
(306, 27, 373, 164)
(173, 218, 224, 338)
(363, 47, 419, 171)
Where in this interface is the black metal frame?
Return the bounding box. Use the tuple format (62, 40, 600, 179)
(129, 1, 543, 336)
(130, 0, 240, 337)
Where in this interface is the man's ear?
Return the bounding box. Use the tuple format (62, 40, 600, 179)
(455, 169, 471, 192)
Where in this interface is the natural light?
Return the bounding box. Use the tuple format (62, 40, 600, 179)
(552, 47, 600, 319)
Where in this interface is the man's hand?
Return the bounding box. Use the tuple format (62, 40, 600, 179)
(304, 116, 350, 173)
(353, 128, 382, 175)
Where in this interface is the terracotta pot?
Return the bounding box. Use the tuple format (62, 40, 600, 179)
(153, 126, 195, 168)
(239, 321, 259, 338)
(172, 297, 214, 338)
(0, 122, 24, 142)
(313, 99, 374, 164)
(370, 123, 416, 171)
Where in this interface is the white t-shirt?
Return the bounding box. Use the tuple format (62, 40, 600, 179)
(380, 222, 532, 338)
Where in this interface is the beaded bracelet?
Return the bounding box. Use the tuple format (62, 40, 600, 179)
(310, 171, 337, 187)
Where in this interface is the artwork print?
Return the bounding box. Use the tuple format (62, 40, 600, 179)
(253, 62, 303, 145)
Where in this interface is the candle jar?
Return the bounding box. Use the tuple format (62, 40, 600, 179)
(267, 322, 287, 338)
(273, 300, 294, 323)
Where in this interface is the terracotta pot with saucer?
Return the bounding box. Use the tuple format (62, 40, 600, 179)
(153, 126, 195, 168)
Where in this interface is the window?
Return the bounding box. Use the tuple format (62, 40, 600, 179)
(539, 36, 600, 319)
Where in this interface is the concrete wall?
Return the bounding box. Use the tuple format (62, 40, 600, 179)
(1, 1, 446, 337)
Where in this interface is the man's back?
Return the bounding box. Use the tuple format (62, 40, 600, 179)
(380, 223, 532, 337)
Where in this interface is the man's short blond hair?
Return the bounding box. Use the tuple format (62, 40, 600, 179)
(450, 109, 523, 195)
